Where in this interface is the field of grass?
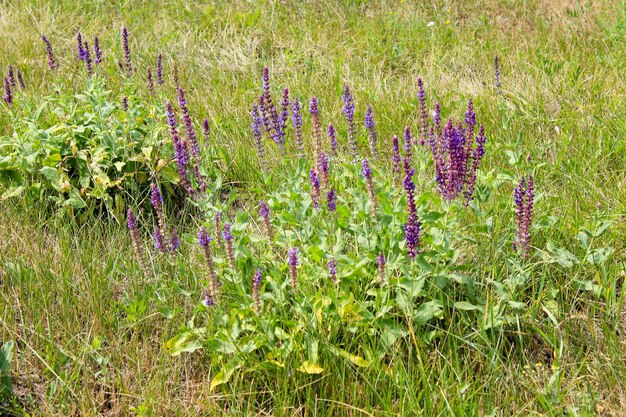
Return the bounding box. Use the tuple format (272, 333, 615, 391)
(1, 0, 626, 415)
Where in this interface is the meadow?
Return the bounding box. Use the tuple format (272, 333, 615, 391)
(1, 0, 626, 415)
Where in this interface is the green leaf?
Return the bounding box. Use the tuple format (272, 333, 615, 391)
(210, 357, 244, 391)
(40, 166, 61, 191)
(298, 361, 324, 374)
(165, 331, 202, 356)
(0, 341, 14, 397)
(454, 301, 481, 311)
(329, 345, 370, 367)
(414, 300, 443, 325)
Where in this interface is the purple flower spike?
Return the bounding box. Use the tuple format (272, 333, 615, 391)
(310, 97, 324, 180)
(198, 227, 212, 247)
(364, 105, 378, 158)
(494, 54, 502, 94)
(94, 35, 102, 64)
(252, 268, 262, 313)
(392, 135, 401, 183)
(328, 122, 338, 156)
(169, 229, 179, 251)
(202, 119, 210, 142)
(328, 258, 337, 283)
(199, 226, 219, 300)
(261, 66, 280, 144)
(259, 200, 273, 240)
(277, 87, 289, 150)
(309, 168, 321, 209)
(83, 40, 93, 77)
(288, 247, 299, 291)
(122, 26, 132, 75)
(251, 103, 266, 166)
(127, 209, 149, 277)
(153, 226, 166, 252)
(147, 68, 155, 95)
(3, 77, 12, 105)
(291, 97, 304, 156)
(403, 160, 422, 258)
(77, 32, 85, 61)
(326, 188, 337, 212)
(122, 96, 128, 111)
(417, 78, 428, 146)
(41, 35, 58, 70)
(319, 151, 330, 188)
(223, 223, 236, 270)
(404, 126, 412, 159)
(16, 70, 25, 89)
(342, 84, 357, 159)
(165, 101, 193, 196)
(362, 158, 378, 218)
(156, 53, 164, 85)
(172, 62, 179, 86)
(223, 223, 233, 241)
(376, 252, 385, 282)
(7, 65, 15, 87)
(514, 175, 533, 257)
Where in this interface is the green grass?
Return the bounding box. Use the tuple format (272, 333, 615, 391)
(1, 0, 626, 415)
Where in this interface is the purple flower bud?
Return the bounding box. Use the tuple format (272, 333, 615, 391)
(376, 252, 385, 282)
(172, 62, 179, 86)
(342, 84, 357, 158)
(83, 40, 93, 77)
(224, 223, 235, 269)
(259, 200, 273, 240)
(327, 122, 338, 156)
(417, 77, 428, 146)
(362, 158, 378, 218)
(202, 119, 210, 142)
(198, 226, 211, 247)
(41, 35, 58, 70)
(277, 87, 289, 150)
(122, 26, 132, 75)
(170, 229, 179, 251)
(309, 96, 319, 116)
(494, 54, 502, 93)
(7, 65, 15, 87)
(147, 68, 155, 95)
(328, 258, 337, 283)
(16, 69, 25, 89)
(288, 247, 299, 291)
(514, 175, 533, 257)
(261, 66, 280, 143)
(165, 101, 193, 196)
(223, 223, 233, 241)
(364, 105, 378, 158)
(94, 35, 102, 64)
(122, 96, 128, 111)
(127, 208, 149, 277)
(291, 97, 304, 156)
(326, 188, 337, 212)
(153, 226, 166, 252)
(199, 226, 219, 300)
(252, 268, 262, 313)
(77, 32, 85, 61)
(319, 151, 330, 188)
(251, 103, 265, 166)
(3, 77, 12, 106)
(177, 86, 201, 160)
(309, 168, 321, 209)
(391, 135, 401, 183)
(156, 53, 164, 85)
(404, 125, 412, 159)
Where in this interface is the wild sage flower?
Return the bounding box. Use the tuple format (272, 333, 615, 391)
(147, 68, 155, 95)
(122, 26, 132, 75)
(288, 247, 299, 291)
(172, 62, 179, 86)
(202, 119, 210, 142)
(77, 32, 85, 61)
(150, 183, 167, 252)
(364, 105, 378, 158)
(404, 126, 412, 161)
(198, 227, 219, 301)
(41, 35, 58, 70)
(376, 252, 385, 282)
(223, 223, 236, 270)
(319, 151, 330, 189)
(83, 40, 93, 77)
(513, 175, 534, 257)
(417, 77, 428, 146)
(310, 97, 323, 176)
(252, 269, 262, 313)
(328, 258, 337, 283)
(16, 70, 25, 89)
(291, 97, 304, 156)
(277, 87, 289, 150)
(328, 122, 338, 156)
(309, 168, 321, 209)
(7, 65, 15, 87)
(3, 77, 12, 105)
(170, 229, 179, 251)
(403, 157, 421, 258)
(494, 54, 502, 93)
(165, 101, 193, 196)
(261, 66, 280, 143)
(326, 188, 337, 212)
(391, 135, 401, 184)
(465, 125, 486, 204)
(94, 35, 102, 64)
(122, 96, 129, 111)
(153, 227, 166, 252)
(362, 158, 378, 218)
(177, 87, 200, 158)
(127, 209, 149, 277)
(213, 211, 223, 248)
(342, 83, 357, 158)
(156, 53, 164, 85)
(251, 104, 266, 166)
(259, 200, 273, 241)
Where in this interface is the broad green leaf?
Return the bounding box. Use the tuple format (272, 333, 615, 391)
(298, 361, 324, 374)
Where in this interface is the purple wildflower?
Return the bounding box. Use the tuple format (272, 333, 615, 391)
(326, 188, 337, 212)
(177, 87, 200, 159)
(328, 122, 338, 156)
(291, 97, 304, 156)
(342, 83, 357, 158)
(328, 258, 337, 283)
(277, 87, 289, 150)
(261, 66, 280, 143)
(513, 176, 534, 257)
(310, 97, 323, 176)
(252, 268, 262, 313)
(376, 252, 385, 282)
(362, 158, 378, 218)
(391, 135, 401, 184)
(364, 105, 378, 158)
(16, 70, 25, 89)
(172, 62, 179, 86)
(465, 125, 486, 204)
(41, 35, 58, 70)
(198, 227, 219, 301)
(165, 101, 193, 196)
(319, 151, 330, 189)
(309, 168, 321, 209)
(77, 32, 85, 61)
(213, 211, 222, 248)
(251, 103, 266, 166)
(417, 77, 428, 146)
(122, 26, 132, 75)
(288, 247, 299, 291)
(122, 96, 128, 111)
(147, 68, 155, 95)
(169, 229, 179, 251)
(94, 35, 102, 64)
(7, 65, 15, 87)
(150, 183, 166, 250)
(3, 77, 12, 105)
(403, 159, 421, 258)
(83, 40, 93, 77)
(259, 200, 273, 240)
(494, 54, 502, 93)
(153, 226, 166, 252)
(156, 53, 164, 85)
(202, 119, 210, 143)
(223, 223, 236, 270)
(127, 209, 149, 277)
(404, 125, 412, 161)
(202, 293, 215, 307)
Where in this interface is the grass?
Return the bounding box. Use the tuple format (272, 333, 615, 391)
(1, 0, 626, 415)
